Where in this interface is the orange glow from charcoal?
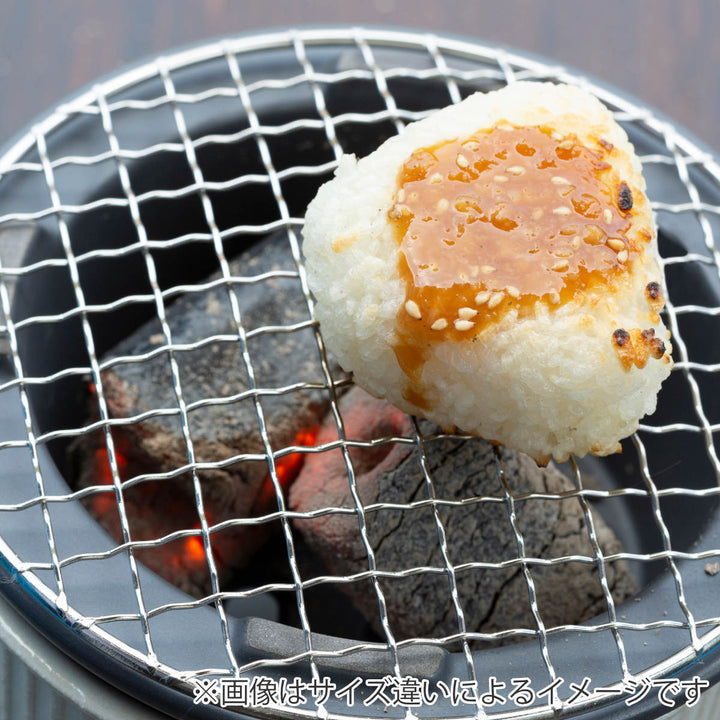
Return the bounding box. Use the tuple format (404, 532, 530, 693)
(85, 397, 319, 578)
(184, 528, 207, 567)
(92, 493, 115, 517)
(93, 446, 128, 484)
(91, 445, 128, 515)
(180, 517, 225, 571)
(254, 427, 319, 513)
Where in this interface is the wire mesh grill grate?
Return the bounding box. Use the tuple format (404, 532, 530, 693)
(0, 27, 719, 720)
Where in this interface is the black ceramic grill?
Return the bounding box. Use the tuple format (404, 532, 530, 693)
(1, 27, 720, 720)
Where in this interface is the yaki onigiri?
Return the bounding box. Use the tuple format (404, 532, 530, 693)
(302, 82, 672, 463)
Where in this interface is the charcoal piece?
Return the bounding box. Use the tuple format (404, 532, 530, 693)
(290, 387, 638, 642)
(74, 232, 343, 596)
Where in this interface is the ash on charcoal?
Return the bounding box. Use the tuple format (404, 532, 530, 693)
(290, 387, 638, 643)
(73, 232, 344, 596)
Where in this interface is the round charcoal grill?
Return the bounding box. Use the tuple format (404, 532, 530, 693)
(1, 26, 720, 720)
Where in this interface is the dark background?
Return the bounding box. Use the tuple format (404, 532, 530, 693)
(0, 0, 718, 153)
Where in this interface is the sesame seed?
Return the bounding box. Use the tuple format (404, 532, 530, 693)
(607, 238, 625, 253)
(506, 166, 525, 175)
(454, 319, 475, 331)
(463, 140, 480, 151)
(555, 248, 573, 257)
(488, 292, 505, 309)
(549, 292, 561, 305)
(532, 208, 543, 220)
(456, 153, 469, 168)
(431, 318, 448, 331)
(389, 204, 410, 219)
(603, 208, 613, 224)
(553, 206, 571, 216)
(552, 259, 569, 272)
(583, 225, 604, 245)
(572, 236, 581, 249)
(458, 307, 478, 320)
(494, 175, 509, 183)
(481, 265, 496, 274)
(558, 139, 574, 150)
(436, 198, 449, 213)
(475, 291, 490, 305)
(560, 225, 578, 236)
(404, 299, 422, 319)
(396, 188, 406, 202)
(506, 285, 520, 298)
(551, 176, 570, 185)
(429, 172, 443, 184)
(617, 250, 629, 263)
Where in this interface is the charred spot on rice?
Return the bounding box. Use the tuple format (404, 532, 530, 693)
(642, 328, 667, 358)
(646, 281, 662, 300)
(645, 280, 665, 322)
(645, 330, 667, 359)
(618, 181, 633, 211)
(613, 328, 630, 346)
(613, 327, 667, 371)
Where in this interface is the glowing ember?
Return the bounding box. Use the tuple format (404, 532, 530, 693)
(183, 527, 208, 569)
(90, 445, 127, 516)
(253, 427, 319, 515)
(82, 413, 319, 595)
(84, 432, 215, 590)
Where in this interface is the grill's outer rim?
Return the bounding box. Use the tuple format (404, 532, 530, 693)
(0, 25, 718, 720)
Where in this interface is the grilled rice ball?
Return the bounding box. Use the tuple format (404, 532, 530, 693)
(303, 82, 672, 463)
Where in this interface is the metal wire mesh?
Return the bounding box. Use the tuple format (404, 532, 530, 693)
(0, 27, 719, 720)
